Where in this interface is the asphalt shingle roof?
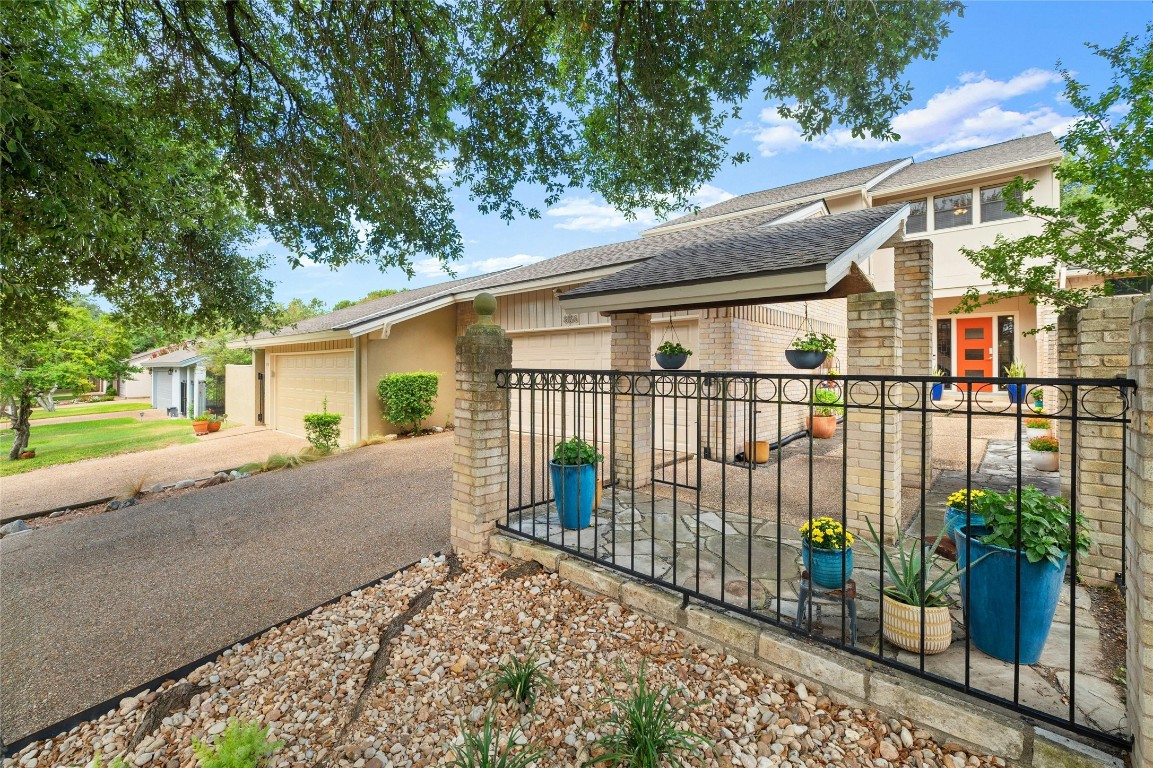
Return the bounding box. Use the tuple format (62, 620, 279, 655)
(138, 348, 201, 367)
(870, 133, 1061, 193)
(561, 204, 907, 299)
(644, 159, 905, 233)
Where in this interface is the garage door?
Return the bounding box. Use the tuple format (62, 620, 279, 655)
(271, 352, 354, 440)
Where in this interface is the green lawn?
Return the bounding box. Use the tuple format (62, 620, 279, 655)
(1, 418, 200, 476)
(29, 401, 147, 420)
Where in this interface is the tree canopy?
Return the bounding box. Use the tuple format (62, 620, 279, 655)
(959, 27, 1153, 317)
(333, 289, 403, 312)
(4, 0, 960, 336)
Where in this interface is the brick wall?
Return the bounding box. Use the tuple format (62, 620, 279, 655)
(610, 312, 652, 489)
(894, 239, 934, 490)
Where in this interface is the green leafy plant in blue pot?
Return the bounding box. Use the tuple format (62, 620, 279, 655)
(955, 486, 1092, 664)
(654, 340, 693, 370)
(550, 436, 603, 529)
(1003, 360, 1027, 404)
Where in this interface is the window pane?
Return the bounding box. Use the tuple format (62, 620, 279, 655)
(934, 190, 973, 229)
(905, 198, 927, 233)
(936, 319, 952, 377)
(1107, 276, 1153, 295)
(981, 185, 1022, 222)
(964, 349, 985, 360)
(998, 315, 1015, 379)
(964, 327, 984, 340)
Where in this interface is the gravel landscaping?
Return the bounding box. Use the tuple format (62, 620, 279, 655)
(4, 554, 1010, 768)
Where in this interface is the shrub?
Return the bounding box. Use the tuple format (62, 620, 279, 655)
(552, 435, 602, 466)
(377, 372, 439, 434)
(105, 386, 117, 397)
(447, 716, 544, 768)
(1028, 435, 1059, 452)
(303, 398, 342, 453)
(587, 662, 710, 768)
(192, 719, 283, 768)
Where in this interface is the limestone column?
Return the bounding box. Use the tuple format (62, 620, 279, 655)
(610, 312, 652, 490)
(451, 293, 513, 555)
(894, 238, 934, 491)
(844, 292, 903, 539)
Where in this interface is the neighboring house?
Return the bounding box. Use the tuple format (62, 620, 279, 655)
(234, 133, 1075, 445)
(114, 349, 157, 399)
(136, 346, 207, 417)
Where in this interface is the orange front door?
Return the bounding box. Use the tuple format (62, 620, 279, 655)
(955, 317, 993, 392)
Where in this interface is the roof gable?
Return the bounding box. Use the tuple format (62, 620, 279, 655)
(870, 133, 1061, 194)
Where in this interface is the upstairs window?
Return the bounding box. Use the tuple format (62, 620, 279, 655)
(905, 198, 928, 233)
(981, 184, 1023, 222)
(934, 190, 973, 229)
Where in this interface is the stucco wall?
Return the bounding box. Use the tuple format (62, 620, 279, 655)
(932, 295, 1039, 379)
(224, 364, 256, 426)
(363, 305, 457, 436)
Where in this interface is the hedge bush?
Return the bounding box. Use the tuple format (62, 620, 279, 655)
(377, 372, 439, 434)
(303, 398, 342, 453)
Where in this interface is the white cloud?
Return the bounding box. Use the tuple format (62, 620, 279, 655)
(547, 184, 735, 232)
(751, 68, 1074, 158)
(412, 253, 545, 278)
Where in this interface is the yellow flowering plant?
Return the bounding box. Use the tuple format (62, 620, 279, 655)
(799, 517, 854, 551)
(946, 489, 986, 509)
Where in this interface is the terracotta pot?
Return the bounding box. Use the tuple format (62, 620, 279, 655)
(1030, 450, 1058, 471)
(192, 420, 210, 436)
(743, 440, 770, 464)
(19, 450, 36, 459)
(881, 593, 954, 655)
(207, 421, 221, 433)
(809, 414, 837, 439)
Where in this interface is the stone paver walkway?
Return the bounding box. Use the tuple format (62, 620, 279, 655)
(506, 433, 1125, 737)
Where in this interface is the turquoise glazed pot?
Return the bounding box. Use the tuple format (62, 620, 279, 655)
(802, 542, 854, 589)
(943, 505, 986, 540)
(549, 461, 596, 529)
(955, 525, 1068, 664)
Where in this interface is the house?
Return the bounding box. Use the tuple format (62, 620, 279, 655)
(113, 349, 157, 399)
(136, 345, 207, 417)
(233, 132, 1075, 445)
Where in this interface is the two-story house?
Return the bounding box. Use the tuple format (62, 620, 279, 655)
(232, 133, 1072, 444)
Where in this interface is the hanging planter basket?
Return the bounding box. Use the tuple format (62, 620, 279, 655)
(655, 352, 688, 370)
(785, 349, 828, 369)
(654, 317, 693, 371)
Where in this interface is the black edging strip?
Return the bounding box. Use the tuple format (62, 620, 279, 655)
(2, 551, 442, 757)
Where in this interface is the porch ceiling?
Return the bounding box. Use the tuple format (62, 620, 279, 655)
(558, 203, 908, 314)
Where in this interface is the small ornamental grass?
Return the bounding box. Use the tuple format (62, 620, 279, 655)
(586, 662, 710, 768)
(799, 517, 853, 551)
(448, 716, 544, 768)
(488, 651, 552, 710)
(192, 718, 283, 768)
(1028, 435, 1059, 452)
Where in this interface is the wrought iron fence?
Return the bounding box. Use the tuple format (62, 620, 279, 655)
(496, 368, 1135, 750)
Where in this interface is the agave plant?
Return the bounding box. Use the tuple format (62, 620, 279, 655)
(861, 518, 980, 607)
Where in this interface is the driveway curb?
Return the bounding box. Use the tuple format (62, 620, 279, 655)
(1, 552, 438, 756)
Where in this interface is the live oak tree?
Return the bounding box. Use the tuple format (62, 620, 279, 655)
(959, 27, 1153, 317)
(4, 0, 960, 336)
(1, 300, 135, 459)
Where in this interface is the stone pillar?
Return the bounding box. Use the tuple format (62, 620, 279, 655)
(1126, 296, 1153, 768)
(451, 293, 512, 555)
(894, 239, 934, 491)
(845, 292, 902, 538)
(698, 308, 737, 461)
(1056, 310, 1079, 500)
(610, 312, 652, 489)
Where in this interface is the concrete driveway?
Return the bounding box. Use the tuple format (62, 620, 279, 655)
(0, 433, 452, 744)
(1, 427, 307, 521)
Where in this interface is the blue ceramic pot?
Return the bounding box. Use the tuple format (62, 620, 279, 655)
(955, 525, 1067, 664)
(549, 461, 596, 529)
(931, 383, 944, 401)
(655, 352, 688, 370)
(943, 505, 985, 540)
(1006, 383, 1027, 404)
(802, 542, 854, 589)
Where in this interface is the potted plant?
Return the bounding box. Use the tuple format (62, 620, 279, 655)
(205, 411, 227, 433)
(930, 368, 947, 402)
(192, 417, 210, 436)
(1003, 359, 1027, 404)
(19, 448, 36, 459)
(862, 518, 976, 655)
(1028, 435, 1059, 471)
(807, 387, 843, 439)
(786, 333, 836, 370)
(1024, 417, 1051, 440)
(550, 436, 603, 530)
(943, 488, 987, 540)
(799, 517, 854, 588)
(654, 341, 692, 370)
(954, 487, 1091, 664)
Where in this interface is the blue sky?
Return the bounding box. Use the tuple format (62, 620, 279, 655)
(260, 1, 1151, 309)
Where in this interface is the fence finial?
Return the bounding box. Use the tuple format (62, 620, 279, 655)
(474, 292, 497, 325)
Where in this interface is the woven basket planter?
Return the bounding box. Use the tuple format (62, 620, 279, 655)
(881, 593, 953, 655)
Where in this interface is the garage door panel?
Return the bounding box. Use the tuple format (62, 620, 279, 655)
(272, 352, 354, 440)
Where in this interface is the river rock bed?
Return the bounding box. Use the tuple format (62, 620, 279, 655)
(3, 555, 1007, 768)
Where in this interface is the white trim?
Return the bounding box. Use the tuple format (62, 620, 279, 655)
(638, 185, 870, 237)
(560, 269, 828, 313)
(938, 310, 1020, 386)
(863, 158, 913, 190)
(229, 329, 350, 349)
(869, 153, 1062, 199)
(759, 200, 828, 225)
(823, 205, 910, 290)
